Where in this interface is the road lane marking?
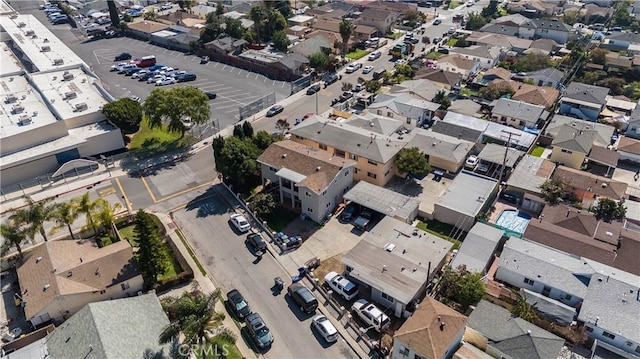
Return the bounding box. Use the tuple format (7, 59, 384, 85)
(114, 177, 134, 211)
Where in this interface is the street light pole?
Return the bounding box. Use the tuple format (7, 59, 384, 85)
(315, 90, 319, 115)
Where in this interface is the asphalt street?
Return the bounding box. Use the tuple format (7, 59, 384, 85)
(173, 191, 357, 359)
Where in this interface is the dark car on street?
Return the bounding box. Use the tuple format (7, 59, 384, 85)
(227, 289, 251, 319)
(266, 105, 284, 117)
(204, 91, 217, 99)
(114, 52, 132, 61)
(306, 83, 321, 95)
(287, 282, 318, 314)
(245, 313, 274, 350)
(247, 233, 267, 256)
(323, 73, 340, 88)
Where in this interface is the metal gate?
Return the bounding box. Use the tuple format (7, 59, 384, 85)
(290, 75, 311, 95)
(238, 92, 276, 120)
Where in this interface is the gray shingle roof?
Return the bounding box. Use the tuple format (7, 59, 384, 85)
(545, 115, 614, 148)
(527, 67, 564, 83)
(480, 23, 520, 37)
(477, 143, 524, 167)
(524, 19, 572, 32)
(491, 98, 547, 125)
(450, 222, 503, 273)
(345, 113, 404, 136)
(429, 121, 483, 143)
(370, 93, 440, 120)
(450, 45, 503, 60)
(607, 31, 640, 44)
(506, 155, 555, 194)
(47, 293, 171, 359)
(551, 124, 599, 153)
(407, 128, 475, 164)
(468, 300, 565, 359)
(562, 82, 609, 106)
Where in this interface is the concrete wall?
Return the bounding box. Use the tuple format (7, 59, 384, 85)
(495, 266, 583, 307)
(0, 155, 60, 187)
(429, 156, 463, 174)
(77, 129, 125, 158)
(64, 111, 105, 129)
(433, 204, 475, 231)
(1, 121, 68, 154)
(549, 147, 585, 169)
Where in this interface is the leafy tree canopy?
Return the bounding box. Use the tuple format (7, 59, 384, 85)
(249, 193, 277, 216)
(102, 98, 143, 133)
(540, 178, 566, 204)
(225, 17, 244, 39)
(593, 198, 626, 222)
(512, 53, 553, 73)
(272, 30, 290, 51)
(466, 12, 488, 31)
(309, 52, 329, 70)
(215, 136, 261, 186)
(143, 87, 210, 138)
(395, 147, 431, 178)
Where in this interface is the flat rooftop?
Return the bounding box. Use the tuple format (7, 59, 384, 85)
(0, 74, 57, 139)
(30, 68, 107, 121)
(344, 181, 419, 222)
(0, 0, 14, 15)
(1, 42, 23, 76)
(437, 171, 498, 217)
(0, 14, 86, 73)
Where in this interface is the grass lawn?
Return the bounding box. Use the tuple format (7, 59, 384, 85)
(129, 118, 196, 158)
(386, 32, 402, 39)
(426, 52, 443, 60)
(346, 49, 368, 60)
(416, 219, 463, 250)
(461, 88, 477, 96)
(261, 209, 299, 232)
(445, 38, 458, 47)
(531, 146, 546, 157)
(197, 336, 243, 359)
(448, 1, 459, 9)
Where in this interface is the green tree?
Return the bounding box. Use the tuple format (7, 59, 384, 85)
(540, 178, 566, 204)
(597, 78, 626, 96)
(242, 121, 254, 138)
(102, 98, 143, 133)
(216, 2, 225, 16)
(225, 17, 244, 39)
(593, 198, 626, 221)
(433, 89, 451, 109)
(143, 8, 157, 21)
(107, 0, 120, 27)
(143, 87, 210, 138)
(215, 137, 261, 187)
(200, 18, 223, 44)
(74, 192, 104, 234)
(10, 197, 57, 242)
(50, 201, 79, 240)
(249, 193, 277, 216)
(623, 81, 640, 100)
(403, 9, 423, 27)
(588, 48, 608, 65)
(212, 135, 225, 161)
(177, 0, 195, 12)
(456, 272, 486, 310)
(339, 19, 354, 58)
(266, 0, 292, 18)
(479, 83, 514, 100)
(466, 12, 488, 31)
(0, 223, 30, 259)
(563, 10, 580, 25)
(249, 5, 265, 43)
(364, 80, 382, 93)
(95, 201, 122, 235)
(233, 124, 245, 139)
(134, 210, 169, 288)
(266, 7, 287, 36)
(395, 147, 431, 178)
(309, 52, 329, 70)
(512, 53, 552, 73)
(275, 118, 290, 136)
(481, 0, 499, 19)
(511, 291, 538, 323)
(272, 30, 290, 51)
(582, 71, 600, 85)
(613, 0, 634, 26)
(394, 64, 414, 78)
(159, 289, 226, 348)
(253, 130, 275, 150)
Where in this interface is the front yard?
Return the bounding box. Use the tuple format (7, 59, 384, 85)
(346, 49, 369, 60)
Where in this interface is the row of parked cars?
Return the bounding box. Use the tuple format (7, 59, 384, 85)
(41, 3, 68, 24)
(110, 53, 197, 86)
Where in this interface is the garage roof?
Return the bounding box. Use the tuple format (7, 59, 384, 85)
(344, 181, 419, 222)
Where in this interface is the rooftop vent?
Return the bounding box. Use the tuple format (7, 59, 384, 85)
(25, 30, 34, 36)
(53, 58, 64, 65)
(19, 115, 32, 126)
(36, 256, 43, 263)
(74, 102, 88, 112)
(602, 183, 607, 188)
(12, 104, 25, 114)
(43, 284, 50, 291)
(64, 91, 77, 100)
(4, 94, 17, 104)
(281, 153, 287, 158)
(63, 71, 74, 81)
(316, 166, 321, 171)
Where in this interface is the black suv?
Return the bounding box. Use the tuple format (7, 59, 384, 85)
(227, 289, 251, 319)
(247, 233, 267, 256)
(287, 282, 318, 314)
(176, 73, 197, 82)
(306, 83, 321, 95)
(245, 313, 274, 349)
(323, 73, 340, 88)
(114, 52, 132, 61)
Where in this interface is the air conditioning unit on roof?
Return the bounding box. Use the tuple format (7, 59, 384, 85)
(12, 104, 25, 114)
(74, 103, 88, 112)
(4, 94, 17, 104)
(63, 72, 74, 81)
(53, 58, 64, 65)
(17, 22, 26, 28)
(64, 91, 77, 100)
(41, 45, 50, 52)
(25, 30, 34, 36)
(19, 115, 32, 125)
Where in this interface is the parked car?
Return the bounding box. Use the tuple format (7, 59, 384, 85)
(227, 289, 251, 319)
(477, 162, 489, 173)
(160, 2, 173, 10)
(96, 17, 111, 25)
(147, 75, 165, 84)
(303, 113, 315, 120)
(311, 315, 338, 343)
(245, 313, 274, 349)
(437, 47, 450, 54)
(132, 70, 148, 79)
(247, 233, 267, 256)
(362, 65, 374, 74)
(433, 18, 442, 25)
(287, 282, 318, 314)
(123, 67, 142, 76)
(368, 51, 382, 61)
(181, 116, 192, 130)
(204, 91, 217, 99)
(306, 83, 321, 95)
(155, 77, 176, 86)
(176, 73, 197, 82)
(353, 210, 372, 231)
(139, 72, 156, 81)
(340, 203, 359, 222)
(324, 271, 359, 300)
(354, 83, 364, 92)
(117, 64, 138, 74)
(345, 62, 362, 73)
(351, 299, 390, 332)
(147, 64, 166, 72)
(229, 213, 251, 233)
(266, 105, 284, 117)
(51, 16, 68, 24)
(339, 91, 354, 102)
(323, 73, 340, 87)
(395, 58, 408, 66)
(114, 52, 132, 61)
(129, 95, 141, 103)
(465, 155, 479, 169)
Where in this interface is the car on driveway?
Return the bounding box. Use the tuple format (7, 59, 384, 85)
(324, 272, 359, 300)
(114, 52, 132, 61)
(227, 289, 251, 319)
(311, 315, 338, 343)
(306, 83, 320, 95)
(353, 210, 372, 231)
(247, 233, 267, 256)
(155, 77, 176, 86)
(303, 112, 314, 120)
(266, 105, 284, 117)
(340, 203, 359, 222)
(351, 299, 390, 332)
(230, 213, 251, 233)
(245, 313, 274, 350)
(362, 65, 374, 74)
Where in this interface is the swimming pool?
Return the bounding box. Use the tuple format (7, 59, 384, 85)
(495, 210, 531, 234)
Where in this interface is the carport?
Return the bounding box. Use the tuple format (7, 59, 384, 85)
(476, 143, 524, 179)
(343, 181, 419, 223)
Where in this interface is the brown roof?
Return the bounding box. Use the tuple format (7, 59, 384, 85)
(126, 20, 169, 34)
(438, 54, 477, 71)
(416, 69, 462, 87)
(256, 140, 355, 194)
(530, 38, 558, 52)
(17, 240, 139, 319)
(605, 55, 632, 69)
(394, 297, 468, 359)
(524, 220, 639, 275)
(483, 67, 513, 81)
(617, 136, 640, 155)
(633, 55, 640, 67)
(492, 79, 560, 108)
(540, 204, 623, 245)
(588, 145, 619, 167)
(366, 0, 416, 13)
(553, 166, 628, 200)
(360, 8, 393, 21)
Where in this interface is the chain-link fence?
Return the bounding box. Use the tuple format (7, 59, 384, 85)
(238, 92, 276, 121)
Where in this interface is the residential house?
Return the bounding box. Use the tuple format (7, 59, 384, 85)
(287, 25, 311, 39)
(288, 115, 407, 186)
(435, 54, 480, 79)
(481, 14, 530, 37)
(221, 10, 254, 29)
(617, 136, 640, 163)
(466, 32, 532, 54)
(256, 140, 355, 223)
(476, 67, 513, 87)
(369, 93, 440, 127)
(449, 222, 503, 274)
(466, 300, 565, 359)
(526, 38, 559, 56)
(407, 129, 475, 173)
(16, 240, 143, 327)
(625, 106, 640, 139)
(519, 19, 571, 44)
(476, 143, 525, 180)
(604, 96, 636, 116)
(522, 67, 564, 88)
(343, 181, 419, 224)
(341, 216, 453, 317)
(126, 20, 169, 41)
(6, 293, 171, 359)
(204, 36, 247, 55)
(312, 19, 378, 43)
(505, 155, 555, 213)
(605, 54, 633, 72)
(365, 0, 417, 14)
(288, 14, 314, 27)
(545, 115, 613, 149)
(429, 121, 483, 143)
(191, 4, 218, 19)
(290, 35, 332, 58)
(449, 45, 504, 70)
(490, 98, 548, 129)
(553, 166, 627, 202)
(440, 112, 538, 149)
(392, 297, 468, 359)
(548, 120, 614, 169)
(558, 82, 609, 121)
(389, 79, 449, 102)
(604, 32, 640, 51)
(491, 79, 560, 109)
(415, 69, 462, 90)
(434, 171, 498, 231)
(446, 99, 482, 118)
(506, 0, 557, 17)
(358, 8, 396, 35)
(156, 10, 201, 27)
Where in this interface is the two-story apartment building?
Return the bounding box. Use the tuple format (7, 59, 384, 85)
(358, 8, 395, 35)
(519, 19, 571, 44)
(288, 115, 408, 187)
(558, 82, 609, 122)
(435, 54, 480, 78)
(256, 140, 355, 223)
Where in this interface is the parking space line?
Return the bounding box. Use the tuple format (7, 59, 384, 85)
(255, 74, 259, 80)
(222, 64, 227, 71)
(246, 72, 250, 78)
(281, 82, 286, 88)
(213, 63, 219, 68)
(272, 80, 276, 85)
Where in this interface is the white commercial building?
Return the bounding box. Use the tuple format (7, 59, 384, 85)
(0, 12, 124, 188)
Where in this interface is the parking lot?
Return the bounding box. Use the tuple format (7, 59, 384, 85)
(67, 37, 292, 138)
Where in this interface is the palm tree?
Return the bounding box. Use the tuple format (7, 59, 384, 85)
(74, 192, 105, 235)
(339, 19, 354, 59)
(0, 223, 31, 260)
(50, 202, 80, 239)
(159, 289, 225, 347)
(9, 197, 57, 242)
(511, 291, 538, 323)
(95, 201, 123, 235)
(249, 5, 264, 43)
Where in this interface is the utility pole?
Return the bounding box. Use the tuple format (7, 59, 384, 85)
(315, 90, 319, 115)
(499, 130, 521, 186)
